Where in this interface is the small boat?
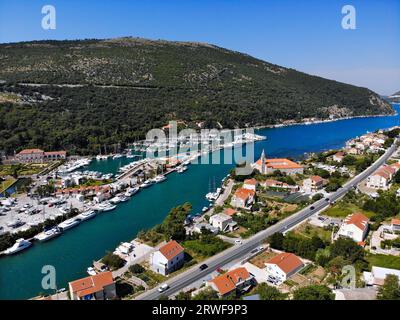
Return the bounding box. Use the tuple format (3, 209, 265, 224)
(109, 196, 122, 204)
(153, 175, 167, 183)
(77, 210, 97, 221)
(202, 207, 208, 212)
(58, 218, 80, 231)
(34, 227, 62, 242)
(87, 267, 97, 276)
(4, 238, 32, 255)
(177, 166, 188, 173)
(125, 187, 139, 197)
(96, 155, 108, 161)
(113, 154, 123, 159)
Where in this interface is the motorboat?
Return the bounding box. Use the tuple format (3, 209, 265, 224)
(206, 188, 222, 201)
(125, 187, 139, 197)
(77, 210, 97, 221)
(4, 238, 32, 255)
(58, 218, 80, 231)
(153, 175, 167, 183)
(34, 227, 62, 242)
(140, 180, 154, 188)
(97, 202, 117, 212)
(109, 196, 122, 204)
(202, 207, 208, 212)
(87, 267, 97, 276)
(118, 195, 129, 202)
(113, 154, 123, 159)
(177, 166, 188, 173)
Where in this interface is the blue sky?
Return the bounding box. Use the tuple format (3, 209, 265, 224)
(0, 0, 399, 95)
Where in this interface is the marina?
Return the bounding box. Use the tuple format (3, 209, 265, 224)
(0, 105, 400, 299)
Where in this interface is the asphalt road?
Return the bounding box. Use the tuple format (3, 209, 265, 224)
(136, 139, 399, 300)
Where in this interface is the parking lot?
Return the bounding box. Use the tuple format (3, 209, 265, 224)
(0, 194, 85, 235)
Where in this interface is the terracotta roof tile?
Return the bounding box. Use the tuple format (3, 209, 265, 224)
(69, 271, 114, 298)
(266, 252, 304, 274)
(233, 188, 255, 201)
(344, 213, 369, 231)
(210, 267, 251, 295)
(159, 240, 184, 261)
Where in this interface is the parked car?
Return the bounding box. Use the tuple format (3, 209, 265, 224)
(235, 239, 242, 245)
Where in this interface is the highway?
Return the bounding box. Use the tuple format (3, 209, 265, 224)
(136, 138, 399, 300)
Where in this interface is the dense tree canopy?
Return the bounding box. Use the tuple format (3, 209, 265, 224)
(0, 38, 393, 155)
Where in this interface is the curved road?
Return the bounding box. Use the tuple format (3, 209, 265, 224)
(136, 139, 399, 300)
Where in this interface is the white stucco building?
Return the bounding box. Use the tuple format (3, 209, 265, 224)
(337, 213, 369, 243)
(149, 240, 185, 275)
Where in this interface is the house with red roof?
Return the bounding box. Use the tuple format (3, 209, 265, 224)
(390, 218, 400, 233)
(243, 178, 258, 191)
(366, 165, 396, 190)
(208, 267, 254, 297)
(15, 148, 66, 163)
(265, 252, 304, 284)
(149, 240, 185, 275)
(302, 175, 327, 193)
(230, 187, 255, 210)
(337, 213, 369, 243)
(333, 152, 345, 163)
(254, 157, 304, 175)
(68, 271, 116, 300)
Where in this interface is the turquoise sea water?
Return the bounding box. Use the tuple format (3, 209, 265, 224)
(0, 104, 399, 300)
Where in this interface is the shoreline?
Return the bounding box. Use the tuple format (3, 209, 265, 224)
(252, 110, 398, 131)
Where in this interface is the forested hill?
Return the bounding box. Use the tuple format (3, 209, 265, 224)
(389, 91, 400, 103)
(0, 37, 394, 155)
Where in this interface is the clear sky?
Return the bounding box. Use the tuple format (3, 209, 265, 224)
(0, 0, 399, 95)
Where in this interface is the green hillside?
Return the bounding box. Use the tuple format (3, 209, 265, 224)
(0, 37, 393, 155)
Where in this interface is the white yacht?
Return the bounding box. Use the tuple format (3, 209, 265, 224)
(153, 175, 167, 183)
(118, 195, 129, 202)
(125, 187, 139, 197)
(97, 202, 117, 212)
(206, 188, 222, 201)
(34, 227, 62, 242)
(77, 210, 97, 221)
(96, 155, 108, 160)
(177, 166, 188, 173)
(4, 238, 32, 255)
(109, 196, 122, 204)
(113, 154, 123, 159)
(140, 180, 154, 188)
(58, 218, 80, 231)
(87, 267, 97, 276)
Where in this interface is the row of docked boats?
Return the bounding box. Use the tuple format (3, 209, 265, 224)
(1, 188, 139, 256)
